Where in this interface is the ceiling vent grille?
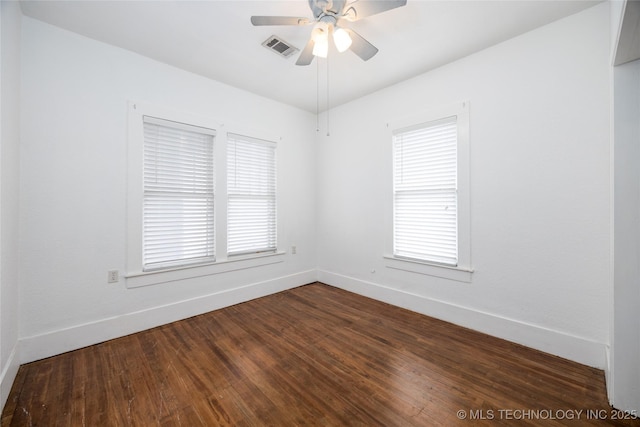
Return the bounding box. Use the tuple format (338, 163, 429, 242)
(262, 35, 299, 59)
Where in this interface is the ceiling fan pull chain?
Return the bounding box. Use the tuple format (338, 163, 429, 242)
(326, 54, 330, 137)
(316, 57, 320, 133)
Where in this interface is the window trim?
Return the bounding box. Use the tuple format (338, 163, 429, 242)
(141, 115, 216, 271)
(126, 101, 284, 288)
(384, 101, 472, 282)
(226, 133, 278, 257)
(125, 251, 285, 289)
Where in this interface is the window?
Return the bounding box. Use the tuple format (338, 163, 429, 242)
(386, 101, 471, 281)
(142, 117, 215, 271)
(393, 117, 458, 265)
(227, 134, 277, 256)
(127, 101, 284, 288)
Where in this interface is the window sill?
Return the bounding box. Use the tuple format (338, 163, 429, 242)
(125, 251, 286, 288)
(383, 255, 473, 283)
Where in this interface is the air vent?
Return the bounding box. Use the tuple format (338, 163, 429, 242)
(262, 35, 299, 59)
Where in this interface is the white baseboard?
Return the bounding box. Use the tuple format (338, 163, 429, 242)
(20, 269, 318, 364)
(0, 343, 20, 411)
(318, 270, 607, 369)
(17, 268, 607, 370)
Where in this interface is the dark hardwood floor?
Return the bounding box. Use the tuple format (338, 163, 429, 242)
(2, 282, 638, 426)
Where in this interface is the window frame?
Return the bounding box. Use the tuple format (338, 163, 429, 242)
(384, 101, 472, 282)
(126, 101, 284, 288)
(142, 115, 216, 271)
(226, 133, 278, 257)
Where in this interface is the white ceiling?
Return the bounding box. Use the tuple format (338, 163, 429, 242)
(20, 0, 601, 113)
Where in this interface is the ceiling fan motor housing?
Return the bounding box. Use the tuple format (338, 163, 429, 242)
(309, 0, 346, 19)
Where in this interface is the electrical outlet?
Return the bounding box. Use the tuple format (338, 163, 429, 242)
(291, 245, 297, 255)
(107, 270, 119, 283)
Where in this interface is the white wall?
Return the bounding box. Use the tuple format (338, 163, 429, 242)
(612, 58, 640, 413)
(317, 3, 611, 368)
(0, 0, 22, 408)
(607, 1, 640, 413)
(19, 17, 317, 363)
(610, 0, 640, 413)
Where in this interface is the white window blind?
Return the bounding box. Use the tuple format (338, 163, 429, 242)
(227, 133, 277, 256)
(393, 116, 458, 266)
(143, 116, 215, 270)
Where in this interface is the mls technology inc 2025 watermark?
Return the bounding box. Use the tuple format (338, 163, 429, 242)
(456, 408, 638, 421)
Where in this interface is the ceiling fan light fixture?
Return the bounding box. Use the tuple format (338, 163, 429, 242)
(312, 36, 329, 58)
(251, 0, 408, 65)
(311, 22, 329, 58)
(311, 21, 329, 41)
(333, 27, 352, 53)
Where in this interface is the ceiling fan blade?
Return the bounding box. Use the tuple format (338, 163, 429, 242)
(296, 39, 315, 66)
(343, 0, 407, 21)
(250, 16, 311, 26)
(346, 29, 378, 61)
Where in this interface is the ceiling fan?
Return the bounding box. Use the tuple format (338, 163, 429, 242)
(251, 0, 407, 66)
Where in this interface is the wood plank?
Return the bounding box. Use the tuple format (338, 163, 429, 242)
(2, 283, 638, 426)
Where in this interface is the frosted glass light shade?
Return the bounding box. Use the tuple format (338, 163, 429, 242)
(311, 22, 329, 58)
(333, 28, 352, 53)
(312, 36, 329, 58)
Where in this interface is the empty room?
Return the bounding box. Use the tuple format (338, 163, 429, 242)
(1, 0, 639, 425)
